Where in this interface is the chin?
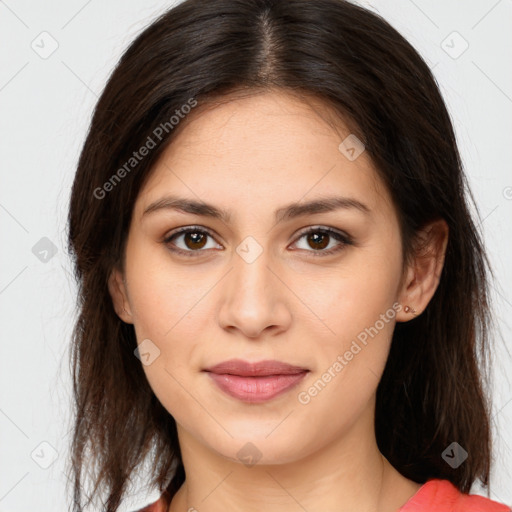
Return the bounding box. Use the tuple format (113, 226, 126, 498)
(201, 424, 315, 467)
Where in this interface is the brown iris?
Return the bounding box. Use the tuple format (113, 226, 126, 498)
(184, 231, 208, 250)
(307, 231, 329, 250)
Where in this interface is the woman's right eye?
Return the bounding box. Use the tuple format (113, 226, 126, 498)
(163, 227, 223, 256)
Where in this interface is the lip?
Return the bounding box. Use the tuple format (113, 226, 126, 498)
(203, 359, 309, 403)
(204, 359, 309, 376)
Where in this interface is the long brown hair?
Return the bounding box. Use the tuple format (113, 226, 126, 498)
(66, 0, 496, 510)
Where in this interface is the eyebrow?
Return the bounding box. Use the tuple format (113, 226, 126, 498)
(142, 194, 371, 223)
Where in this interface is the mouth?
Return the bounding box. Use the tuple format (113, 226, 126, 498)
(202, 359, 309, 403)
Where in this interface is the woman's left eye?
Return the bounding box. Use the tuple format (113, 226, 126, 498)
(291, 227, 353, 256)
(163, 226, 353, 257)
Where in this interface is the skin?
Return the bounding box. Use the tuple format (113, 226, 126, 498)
(109, 89, 448, 512)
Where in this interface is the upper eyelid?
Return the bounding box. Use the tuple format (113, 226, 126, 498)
(164, 225, 219, 242)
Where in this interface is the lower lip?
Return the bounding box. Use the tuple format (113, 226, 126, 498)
(206, 371, 308, 403)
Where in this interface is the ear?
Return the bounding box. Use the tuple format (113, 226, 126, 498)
(107, 265, 133, 324)
(396, 218, 449, 322)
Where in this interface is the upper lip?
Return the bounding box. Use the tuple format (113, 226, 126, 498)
(203, 359, 309, 377)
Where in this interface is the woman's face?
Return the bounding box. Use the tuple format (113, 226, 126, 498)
(110, 90, 412, 465)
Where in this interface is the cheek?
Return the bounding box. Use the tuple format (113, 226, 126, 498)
(125, 246, 213, 373)
(126, 246, 207, 339)
(296, 288, 397, 435)
(297, 254, 400, 334)
(128, 266, 206, 424)
(292, 249, 401, 388)
(129, 275, 205, 377)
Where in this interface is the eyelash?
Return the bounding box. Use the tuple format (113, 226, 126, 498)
(162, 225, 354, 258)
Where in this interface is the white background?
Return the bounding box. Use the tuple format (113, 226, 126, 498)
(0, 0, 511, 510)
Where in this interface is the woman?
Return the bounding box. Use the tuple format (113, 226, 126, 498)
(66, 0, 511, 511)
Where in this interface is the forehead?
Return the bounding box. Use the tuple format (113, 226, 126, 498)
(134, 90, 393, 223)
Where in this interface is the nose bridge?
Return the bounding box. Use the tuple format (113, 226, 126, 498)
(230, 240, 274, 302)
(218, 238, 291, 336)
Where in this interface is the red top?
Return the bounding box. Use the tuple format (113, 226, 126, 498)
(398, 479, 510, 511)
(135, 479, 511, 512)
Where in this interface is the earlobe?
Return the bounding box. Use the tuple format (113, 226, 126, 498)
(107, 267, 133, 324)
(396, 219, 449, 322)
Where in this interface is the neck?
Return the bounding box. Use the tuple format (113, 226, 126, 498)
(168, 403, 420, 512)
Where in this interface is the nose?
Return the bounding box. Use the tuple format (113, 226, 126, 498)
(217, 249, 292, 339)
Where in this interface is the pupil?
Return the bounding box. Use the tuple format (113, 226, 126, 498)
(309, 232, 328, 250)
